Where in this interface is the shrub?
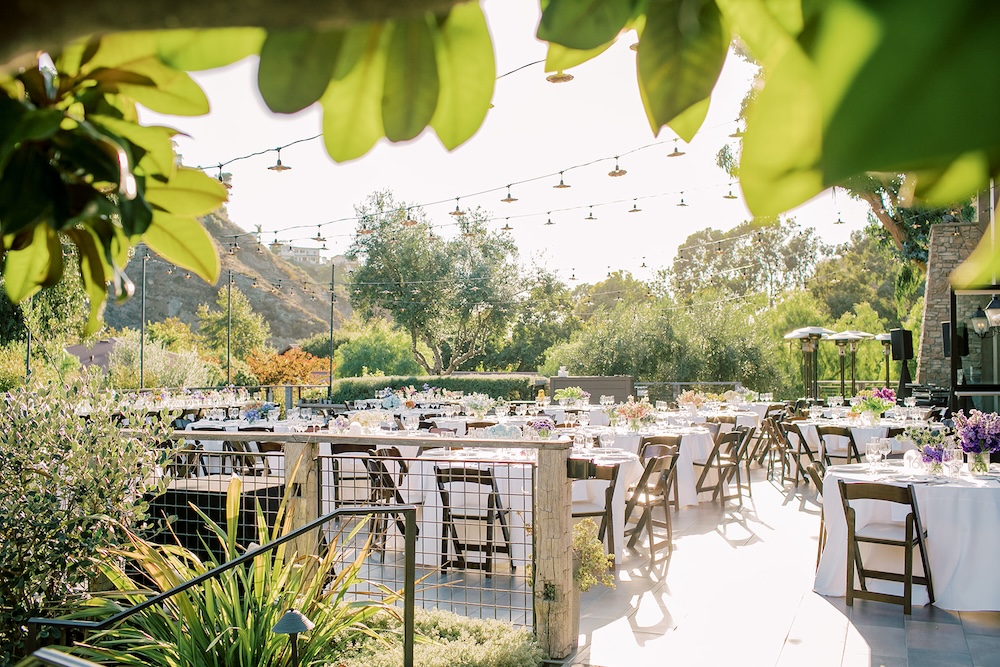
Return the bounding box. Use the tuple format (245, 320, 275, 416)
(106, 329, 214, 389)
(247, 347, 325, 385)
(306, 374, 542, 403)
(0, 375, 175, 663)
(334, 609, 543, 667)
(335, 325, 423, 378)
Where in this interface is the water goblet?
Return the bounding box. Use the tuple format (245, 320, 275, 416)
(403, 414, 420, 432)
(577, 411, 591, 428)
(866, 441, 880, 475)
(904, 396, 916, 409)
(599, 430, 616, 449)
(877, 437, 892, 468)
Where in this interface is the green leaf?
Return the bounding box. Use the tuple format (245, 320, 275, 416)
(320, 25, 387, 162)
(155, 28, 265, 71)
(2, 224, 57, 302)
(538, 0, 635, 50)
(739, 39, 822, 216)
(762, 0, 804, 34)
(142, 212, 220, 284)
(0, 106, 63, 172)
(91, 115, 177, 177)
(430, 3, 495, 150)
(66, 228, 110, 335)
(819, 0, 1000, 187)
(637, 0, 729, 135)
(666, 96, 710, 142)
(951, 221, 1000, 289)
(382, 17, 439, 142)
(0, 147, 55, 236)
(544, 40, 615, 73)
(258, 29, 346, 114)
(715, 0, 801, 65)
(116, 65, 209, 116)
(145, 167, 227, 217)
(332, 25, 373, 81)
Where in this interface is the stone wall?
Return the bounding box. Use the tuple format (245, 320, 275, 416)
(917, 223, 983, 386)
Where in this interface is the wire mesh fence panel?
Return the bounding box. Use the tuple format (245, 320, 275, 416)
(318, 449, 535, 627)
(149, 445, 535, 629)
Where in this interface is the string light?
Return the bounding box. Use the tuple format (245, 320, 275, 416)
(312, 226, 326, 242)
(553, 171, 571, 189)
(545, 212, 554, 226)
(723, 185, 738, 200)
(677, 192, 688, 207)
(402, 208, 418, 226)
(267, 148, 291, 172)
(585, 206, 597, 221)
(628, 199, 641, 213)
(834, 212, 844, 225)
(500, 185, 518, 203)
(449, 198, 466, 217)
(729, 120, 744, 138)
(501, 218, 513, 232)
(608, 157, 627, 177)
(546, 70, 574, 83)
(667, 139, 685, 158)
(217, 165, 231, 189)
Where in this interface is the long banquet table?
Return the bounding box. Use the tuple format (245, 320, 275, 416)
(816, 463, 1000, 611)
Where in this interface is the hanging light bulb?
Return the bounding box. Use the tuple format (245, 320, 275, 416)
(252, 278, 260, 289)
(641, 257, 648, 268)
(402, 208, 418, 226)
(667, 139, 686, 158)
(217, 165, 232, 189)
(553, 171, 571, 189)
(255, 243, 264, 254)
(501, 185, 518, 203)
(166, 266, 174, 275)
(546, 70, 574, 83)
(729, 120, 744, 138)
(570, 268, 577, 281)
(585, 206, 597, 221)
(449, 198, 465, 216)
(313, 226, 326, 242)
(723, 184, 738, 200)
(357, 225, 374, 235)
(629, 199, 641, 213)
(677, 192, 688, 207)
(715, 242, 723, 256)
(608, 157, 627, 177)
(545, 212, 554, 226)
(834, 212, 844, 225)
(607, 266, 612, 277)
(268, 148, 291, 172)
(184, 271, 192, 280)
(501, 218, 513, 232)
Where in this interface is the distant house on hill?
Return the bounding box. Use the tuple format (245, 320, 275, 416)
(269, 242, 324, 266)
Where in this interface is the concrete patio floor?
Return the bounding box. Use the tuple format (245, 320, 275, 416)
(567, 469, 1000, 667)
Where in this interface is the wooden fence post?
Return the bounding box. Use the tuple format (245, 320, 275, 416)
(533, 443, 575, 659)
(283, 438, 319, 557)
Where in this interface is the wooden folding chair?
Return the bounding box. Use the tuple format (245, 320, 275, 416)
(435, 466, 514, 575)
(624, 444, 679, 558)
(817, 425, 861, 467)
(837, 479, 934, 614)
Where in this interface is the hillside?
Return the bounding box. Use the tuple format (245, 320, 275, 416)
(104, 209, 354, 349)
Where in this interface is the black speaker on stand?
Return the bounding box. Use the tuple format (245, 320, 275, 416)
(890, 328, 914, 398)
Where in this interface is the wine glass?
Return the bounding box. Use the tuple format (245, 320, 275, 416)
(403, 414, 420, 432)
(599, 430, 616, 449)
(866, 441, 880, 475)
(515, 403, 527, 417)
(877, 437, 892, 467)
(577, 411, 590, 428)
(904, 396, 916, 409)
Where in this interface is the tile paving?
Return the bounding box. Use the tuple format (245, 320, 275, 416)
(565, 469, 1000, 667)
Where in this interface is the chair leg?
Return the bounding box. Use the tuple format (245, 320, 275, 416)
(846, 511, 856, 607)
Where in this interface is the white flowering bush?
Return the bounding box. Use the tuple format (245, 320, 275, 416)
(0, 375, 176, 663)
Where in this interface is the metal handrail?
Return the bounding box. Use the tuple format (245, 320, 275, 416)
(30, 504, 417, 667)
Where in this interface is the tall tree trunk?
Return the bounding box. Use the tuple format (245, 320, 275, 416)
(857, 191, 927, 272)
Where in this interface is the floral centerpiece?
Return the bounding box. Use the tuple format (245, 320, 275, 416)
(953, 409, 1000, 474)
(244, 401, 278, 422)
(855, 387, 896, 420)
(461, 392, 496, 418)
(352, 410, 389, 430)
(554, 386, 590, 405)
(526, 417, 555, 439)
(617, 396, 654, 431)
(904, 426, 956, 474)
(677, 390, 706, 410)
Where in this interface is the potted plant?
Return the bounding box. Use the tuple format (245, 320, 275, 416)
(568, 519, 616, 650)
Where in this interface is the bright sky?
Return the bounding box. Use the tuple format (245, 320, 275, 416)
(144, 0, 871, 285)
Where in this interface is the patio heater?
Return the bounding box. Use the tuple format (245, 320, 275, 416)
(875, 333, 892, 387)
(785, 327, 834, 400)
(833, 330, 873, 396)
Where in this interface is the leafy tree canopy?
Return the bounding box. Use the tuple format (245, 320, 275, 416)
(346, 190, 521, 375)
(195, 284, 270, 363)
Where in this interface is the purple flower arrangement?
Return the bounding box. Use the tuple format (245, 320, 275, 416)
(527, 417, 555, 438)
(921, 445, 944, 464)
(953, 409, 1000, 454)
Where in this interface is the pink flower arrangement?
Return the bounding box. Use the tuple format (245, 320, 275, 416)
(617, 396, 653, 422)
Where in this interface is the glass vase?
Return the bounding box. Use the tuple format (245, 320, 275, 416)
(860, 410, 878, 426)
(969, 451, 991, 475)
(629, 418, 641, 432)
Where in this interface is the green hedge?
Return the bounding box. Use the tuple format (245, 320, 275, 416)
(304, 374, 544, 403)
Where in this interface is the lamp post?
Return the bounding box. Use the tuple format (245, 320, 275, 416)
(272, 609, 314, 667)
(24, 295, 31, 379)
(140, 250, 149, 388)
(328, 262, 335, 398)
(226, 269, 233, 385)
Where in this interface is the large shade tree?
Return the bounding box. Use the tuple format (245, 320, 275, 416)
(3, 0, 1000, 325)
(346, 190, 521, 375)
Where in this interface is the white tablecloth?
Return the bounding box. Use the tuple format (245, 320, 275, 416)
(185, 420, 291, 475)
(606, 427, 716, 507)
(816, 465, 1000, 610)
